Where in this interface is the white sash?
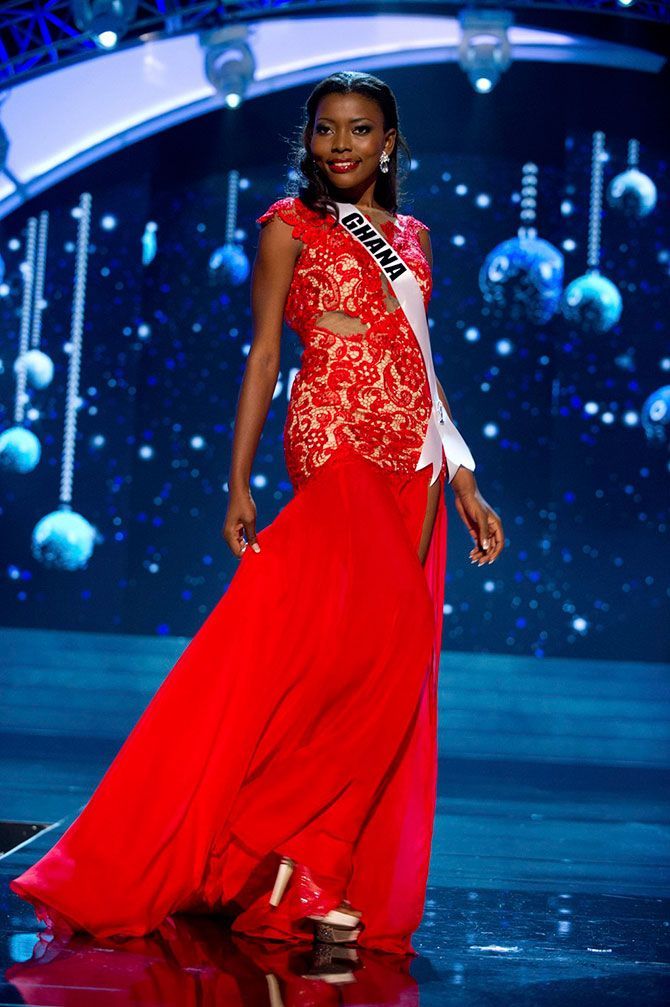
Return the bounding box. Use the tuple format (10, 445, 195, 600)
(328, 202, 476, 485)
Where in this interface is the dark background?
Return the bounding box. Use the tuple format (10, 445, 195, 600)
(1, 57, 668, 660)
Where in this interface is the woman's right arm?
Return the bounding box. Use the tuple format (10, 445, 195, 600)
(221, 212, 302, 558)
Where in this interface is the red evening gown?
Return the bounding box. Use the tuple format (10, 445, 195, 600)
(9, 195, 450, 956)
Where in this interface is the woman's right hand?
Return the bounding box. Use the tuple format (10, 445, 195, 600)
(222, 486, 261, 558)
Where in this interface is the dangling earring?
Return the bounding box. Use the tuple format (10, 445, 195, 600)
(379, 151, 390, 174)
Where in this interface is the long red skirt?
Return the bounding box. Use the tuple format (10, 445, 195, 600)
(9, 441, 448, 956)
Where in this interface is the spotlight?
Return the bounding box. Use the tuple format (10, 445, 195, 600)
(474, 77, 493, 93)
(458, 8, 513, 94)
(97, 30, 119, 49)
(201, 26, 255, 110)
(617, 0, 636, 7)
(70, 0, 137, 50)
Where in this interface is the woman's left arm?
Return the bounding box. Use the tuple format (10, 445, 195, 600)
(418, 225, 505, 566)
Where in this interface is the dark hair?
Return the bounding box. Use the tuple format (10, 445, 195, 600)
(286, 71, 412, 222)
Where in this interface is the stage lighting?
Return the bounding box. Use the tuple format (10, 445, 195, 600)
(474, 77, 493, 93)
(97, 30, 119, 49)
(70, 0, 138, 51)
(201, 26, 256, 110)
(458, 8, 513, 94)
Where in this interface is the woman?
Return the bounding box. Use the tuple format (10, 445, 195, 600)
(10, 71, 504, 957)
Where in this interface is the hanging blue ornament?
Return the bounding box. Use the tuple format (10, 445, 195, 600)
(208, 242, 249, 286)
(561, 269, 622, 334)
(561, 131, 622, 334)
(641, 385, 670, 445)
(141, 221, 158, 266)
(607, 140, 657, 219)
(480, 235, 564, 324)
(0, 426, 41, 472)
(14, 348, 54, 389)
(32, 193, 98, 569)
(208, 168, 250, 287)
(608, 169, 657, 219)
(480, 162, 564, 324)
(31, 508, 97, 570)
(5, 216, 44, 472)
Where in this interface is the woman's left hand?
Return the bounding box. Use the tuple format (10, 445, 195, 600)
(450, 469, 504, 566)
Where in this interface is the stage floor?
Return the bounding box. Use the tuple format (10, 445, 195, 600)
(1, 628, 669, 1004)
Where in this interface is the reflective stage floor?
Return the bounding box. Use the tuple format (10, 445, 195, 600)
(1, 628, 669, 1005)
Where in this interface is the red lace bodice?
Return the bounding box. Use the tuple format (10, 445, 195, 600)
(256, 195, 437, 490)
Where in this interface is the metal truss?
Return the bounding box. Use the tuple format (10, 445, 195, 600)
(0, 1, 668, 91)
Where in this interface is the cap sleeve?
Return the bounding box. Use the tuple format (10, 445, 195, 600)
(256, 195, 332, 244)
(256, 196, 301, 228)
(405, 214, 430, 236)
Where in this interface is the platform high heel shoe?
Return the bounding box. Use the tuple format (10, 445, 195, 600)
(269, 855, 363, 944)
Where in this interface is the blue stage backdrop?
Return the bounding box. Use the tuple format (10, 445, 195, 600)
(0, 90, 667, 661)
